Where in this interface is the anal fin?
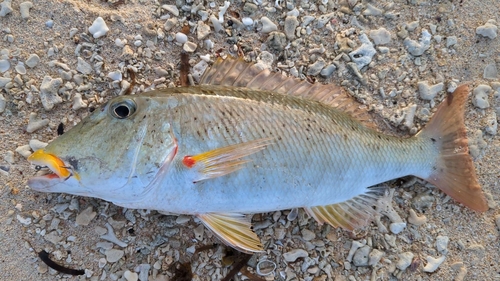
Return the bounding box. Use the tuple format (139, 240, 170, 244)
(305, 188, 384, 231)
(197, 213, 263, 253)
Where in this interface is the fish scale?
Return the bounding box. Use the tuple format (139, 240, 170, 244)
(27, 58, 487, 253)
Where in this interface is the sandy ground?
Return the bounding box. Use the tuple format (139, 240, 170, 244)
(1, 0, 499, 280)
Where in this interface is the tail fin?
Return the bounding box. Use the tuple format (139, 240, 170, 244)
(417, 85, 488, 212)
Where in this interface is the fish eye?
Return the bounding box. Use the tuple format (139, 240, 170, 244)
(110, 99, 136, 119)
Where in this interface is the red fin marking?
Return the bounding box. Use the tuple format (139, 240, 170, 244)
(182, 156, 196, 168)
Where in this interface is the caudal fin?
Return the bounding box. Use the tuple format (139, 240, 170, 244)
(418, 85, 488, 212)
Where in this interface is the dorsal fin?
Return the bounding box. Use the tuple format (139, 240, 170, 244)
(199, 56, 376, 129)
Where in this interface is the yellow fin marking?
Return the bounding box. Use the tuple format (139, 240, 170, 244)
(197, 213, 263, 253)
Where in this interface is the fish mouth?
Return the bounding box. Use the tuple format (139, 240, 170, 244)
(27, 150, 80, 186)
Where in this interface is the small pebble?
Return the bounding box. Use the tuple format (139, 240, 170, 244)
(408, 209, 427, 226)
(45, 20, 54, 28)
(0, 59, 10, 73)
(404, 29, 432, 56)
(76, 57, 93, 75)
(485, 112, 497, 135)
(193, 224, 204, 241)
(307, 60, 326, 76)
(320, 64, 336, 77)
(418, 81, 444, 100)
(368, 249, 384, 266)
(15, 145, 32, 158)
(89, 17, 109, 38)
(40, 76, 63, 110)
(266, 32, 287, 52)
(17, 214, 32, 225)
(100, 223, 128, 247)
(124, 270, 138, 281)
(29, 139, 47, 151)
(191, 60, 209, 83)
(15, 63, 27, 75)
(403, 104, 417, 128)
(121, 45, 134, 60)
(45, 231, 63, 245)
(472, 84, 491, 109)
(363, 3, 383, 16)
(209, 15, 223, 32)
(301, 229, 315, 241)
(75, 206, 97, 226)
(107, 71, 122, 81)
(423, 255, 446, 272)
(38, 263, 48, 274)
(162, 4, 179, 16)
(138, 264, 150, 281)
(453, 264, 468, 281)
(346, 240, 364, 262)
(406, 21, 420, 32)
(412, 194, 435, 210)
(242, 17, 253, 26)
(349, 34, 376, 69)
(19, 1, 33, 19)
(175, 32, 188, 44)
(0, 93, 5, 113)
(26, 112, 49, 133)
(283, 249, 308, 262)
(197, 21, 211, 40)
(369, 27, 391, 45)
(483, 63, 498, 80)
(183, 41, 197, 53)
(316, 12, 335, 29)
(476, 19, 498, 39)
(352, 245, 370, 267)
(25, 54, 40, 68)
(446, 36, 458, 47)
(164, 18, 177, 32)
(115, 38, 126, 47)
(261, 16, 278, 33)
(3, 150, 14, 164)
(0, 0, 13, 17)
(72, 93, 88, 110)
(389, 222, 406, 234)
(284, 16, 299, 40)
(256, 260, 276, 276)
(396, 252, 414, 271)
(436, 235, 449, 254)
(98, 258, 106, 268)
(0, 77, 11, 88)
(105, 249, 124, 263)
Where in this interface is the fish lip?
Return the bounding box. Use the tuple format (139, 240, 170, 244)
(27, 150, 80, 186)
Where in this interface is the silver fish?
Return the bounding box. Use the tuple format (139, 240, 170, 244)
(28, 57, 487, 253)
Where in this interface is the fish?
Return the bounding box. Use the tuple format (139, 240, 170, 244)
(27, 57, 488, 253)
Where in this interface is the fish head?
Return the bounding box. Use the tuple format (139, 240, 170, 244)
(27, 95, 178, 204)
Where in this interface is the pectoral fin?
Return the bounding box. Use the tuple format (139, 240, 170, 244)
(197, 213, 263, 253)
(182, 138, 273, 182)
(305, 188, 384, 231)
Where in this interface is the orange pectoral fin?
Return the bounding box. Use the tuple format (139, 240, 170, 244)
(182, 138, 273, 181)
